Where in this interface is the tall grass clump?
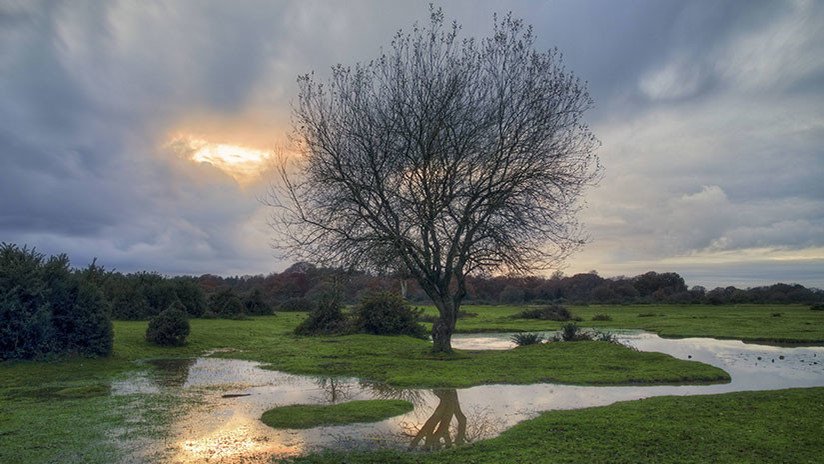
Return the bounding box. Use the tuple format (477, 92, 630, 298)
(511, 332, 545, 346)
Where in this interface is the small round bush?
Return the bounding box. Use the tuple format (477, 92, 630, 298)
(146, 304, 190, 346)
(592, 313, 612, 321)
(810, 303, 824, 311)
(352, 292, 426, 338)
(515, 304, 574, 321)
(294, 298, 348, 336)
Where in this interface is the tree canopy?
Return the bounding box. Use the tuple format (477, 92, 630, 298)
(270, 8, 600, 351)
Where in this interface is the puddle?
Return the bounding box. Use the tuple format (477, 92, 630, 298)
(110, 333, 824, 463)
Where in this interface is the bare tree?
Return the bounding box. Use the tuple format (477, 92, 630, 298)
(269, 8, 600, 352)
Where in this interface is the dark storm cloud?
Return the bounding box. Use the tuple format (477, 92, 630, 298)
(0, 0, 822, 286)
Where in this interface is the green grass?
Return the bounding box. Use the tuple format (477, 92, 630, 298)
(261, 400, 414, 429)
(282, 387, 824, 464)
(2, 304, 819, 463)
(108, 317, 729, 388)
(433, 303, 824, 343)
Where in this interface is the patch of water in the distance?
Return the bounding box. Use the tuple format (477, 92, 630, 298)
(109, 332, 824, 463)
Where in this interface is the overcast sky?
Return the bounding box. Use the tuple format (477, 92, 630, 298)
(1, 0, 822, 288)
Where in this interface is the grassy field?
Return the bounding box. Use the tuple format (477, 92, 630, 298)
(283, 387, 824, 464)
(437, 303, 824, 343)
(91, 315, 731, 388)
(1, 304, 821, 463)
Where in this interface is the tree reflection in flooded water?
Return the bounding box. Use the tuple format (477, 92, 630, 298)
(107, 333, 824, 463)
(407, 389, 467, 450)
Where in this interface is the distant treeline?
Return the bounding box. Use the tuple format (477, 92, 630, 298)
(205, 263, 823, 307)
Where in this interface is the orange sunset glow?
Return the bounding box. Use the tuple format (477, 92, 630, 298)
(169, 134, 273, 183)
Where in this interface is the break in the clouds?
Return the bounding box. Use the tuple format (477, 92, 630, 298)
(1, 0, 822, 288)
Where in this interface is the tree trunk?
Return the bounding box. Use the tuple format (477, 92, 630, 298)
(431, 317, 453, 353)
(431, 299, 457, 353)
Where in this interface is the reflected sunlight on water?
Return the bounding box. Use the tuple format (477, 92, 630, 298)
(109, 333, 824, 463)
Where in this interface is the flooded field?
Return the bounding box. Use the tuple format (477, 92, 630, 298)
(111, 333, 824, 463)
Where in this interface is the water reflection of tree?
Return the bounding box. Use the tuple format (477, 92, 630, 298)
(313, 377, 355, 403)
(406, 389, 465, 450)
(403, 389, 502, 451)
(147, 358, 196, 388)
(360, 380, 426, 406)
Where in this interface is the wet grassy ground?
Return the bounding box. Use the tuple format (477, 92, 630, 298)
(1, 304, 821, 463)
(284, 387, 824, 464)
(440, 303, 824, 343)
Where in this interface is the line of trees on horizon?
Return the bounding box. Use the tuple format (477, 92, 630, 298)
(205, 262, 823, 308)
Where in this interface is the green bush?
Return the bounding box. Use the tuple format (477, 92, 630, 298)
(294, 297, 348, 336)
(278, 297, 317, 312)
(511, 332, 545, 346)
(52, 279, 114, 357)
(559, 322, 588, 341)
(243, 289, 272, 316)
(208, 288, 245, 319)
(146, 303, 190, 346)
(592, 313, 612, 321)
(172, 277, 207, 317)
(352, 292, 426, 338)
(810, 304, 824, 311)
(0, 243, 113, 360)
(515, 304, 575, 321)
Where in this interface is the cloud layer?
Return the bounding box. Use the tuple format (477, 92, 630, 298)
(1, 0, 822, 287)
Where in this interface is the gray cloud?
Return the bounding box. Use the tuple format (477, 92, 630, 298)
(0, 0, 822, 287)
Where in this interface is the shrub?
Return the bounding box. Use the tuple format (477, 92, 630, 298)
(146, 303, 190, 346)
(810, 304, 824, 311)
(592, 330, 618, 343)
(352, 292, 426, 338)
(515, 304, 574, 321)
(771, 312, 783, 317)
(294, 297, 348, 336)
(53, 280, 114, 357)
(558, 322, 590, 342)
(592, 313, 612, 321)
(208, 288, 245, 319)
(0, 243, 113, 360)
(244, 289, 273, 316)
(511, 332, 545, 346)
(278, 297, 317, 312)
(172, 277, 207, 317)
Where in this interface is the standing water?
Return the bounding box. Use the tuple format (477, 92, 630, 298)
(110, 332, 824, 462)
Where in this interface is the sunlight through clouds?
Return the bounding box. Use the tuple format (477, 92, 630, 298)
(167, 135, 272, 184)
